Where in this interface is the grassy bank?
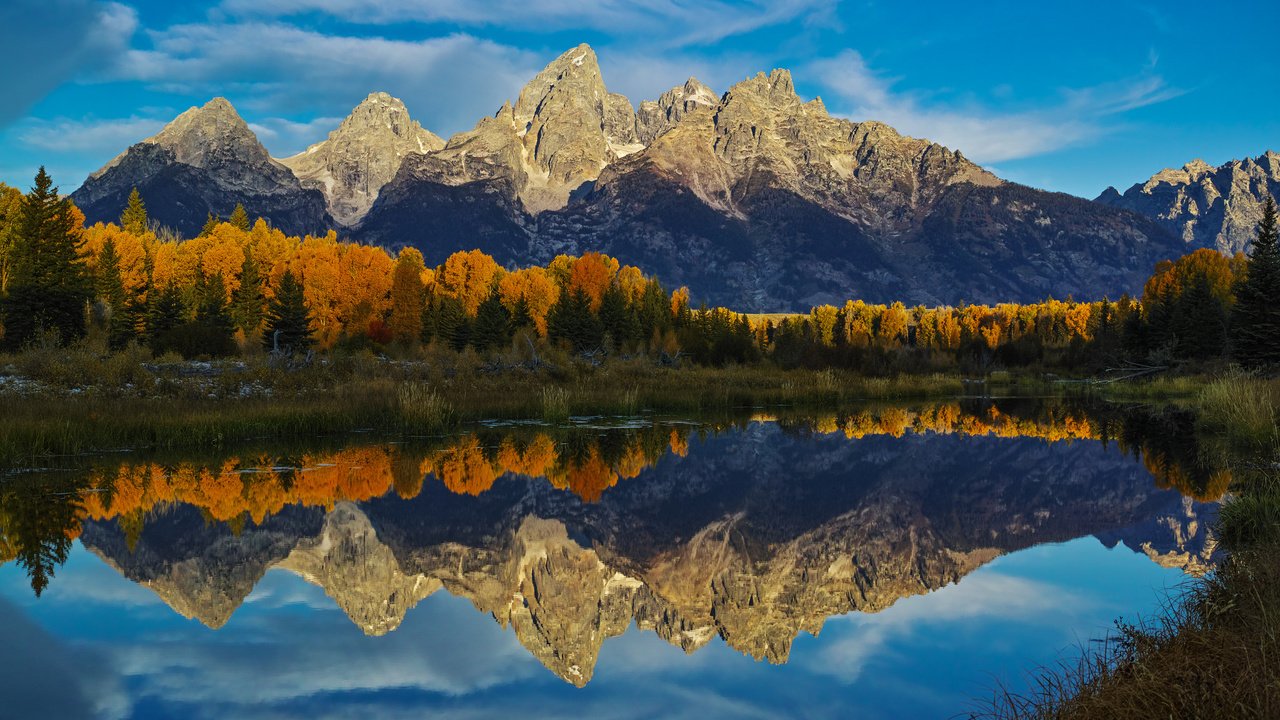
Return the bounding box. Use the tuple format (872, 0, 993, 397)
(976, 372, 1280, 719)
(0, 350, 971, 467)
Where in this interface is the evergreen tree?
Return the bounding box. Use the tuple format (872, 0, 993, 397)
(95, 238, 135, 350)
(471, 291, 512, 353)
(598, 283, 639, 352)
(509, 296, 534, 334)
(636, 279, 670, 349)
(1231, 196, 1280, 367)
(190, 274, 236, 357)
(0, 168, 92, 349)
(120, 187, 148, 235)
(1174, 275, 1227, 360)
(229, 250, 265, 341)
(547, 288, 603, 351)
(425, 295, 470, 351)
(145, 284, 186, 356)
(262, 270, 314, 354)
(228, 203, 251, 232)
(199, 213, 220, 238)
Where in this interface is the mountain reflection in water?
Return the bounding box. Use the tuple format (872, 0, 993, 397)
(0, 399, 1221, 709)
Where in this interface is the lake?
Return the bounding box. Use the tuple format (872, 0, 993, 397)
(0, 399, 1221, 719)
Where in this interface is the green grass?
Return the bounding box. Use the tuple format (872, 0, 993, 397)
(1196, 372, 1279, 452)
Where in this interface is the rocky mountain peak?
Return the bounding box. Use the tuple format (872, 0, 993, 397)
(636, 76, 718, 144)
(104, 96, 265, 175)
(387, 42, 635, 215)
(279, 91, 443, 226)
(72, 96, 334, 236)
(514, 43, 604, 125)
(1098, 150, 1280, 253)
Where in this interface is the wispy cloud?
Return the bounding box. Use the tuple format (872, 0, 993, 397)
(17, 116, 166, 153)
(248, 116, 344, 157)
(215, 0, 837, 48)
(809, 49, 1184, 164)
(100, 24, 538, 140)
(804, 571, 1092, 684)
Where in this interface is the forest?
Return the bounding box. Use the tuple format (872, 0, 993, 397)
(1, 167, 1279, 375)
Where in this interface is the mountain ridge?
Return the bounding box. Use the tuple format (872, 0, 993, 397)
(1097, 150, 1280, 254)
(70, 43, 1188, 308)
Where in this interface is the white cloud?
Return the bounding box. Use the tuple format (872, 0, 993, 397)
(248, 116, 344, 157)
(99, 24, 539, 141)
(215, 0, 837, 48)
(804, 570, 1093, 684)
(809, 49, 1183, 164)
(16, 116, 166, 153)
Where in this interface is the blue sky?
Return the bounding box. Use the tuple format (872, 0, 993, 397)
(1, 0, 1277, 199)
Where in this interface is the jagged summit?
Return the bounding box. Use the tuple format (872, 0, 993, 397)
(377, 42, 640, 216)
(71, 96, 332, 237)
(636, 76, 718, 143)
(1098, 150, 1280, 253)
(280, 91, 444, 226)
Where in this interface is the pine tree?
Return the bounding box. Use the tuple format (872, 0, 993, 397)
(145, 284, 186, 356)
(120, 187, 148, 235)
(228, 204, 251, 232)
(95, 238, 135, 350)
(0, 168, 92, 349)
(192, 274, 236, 356)
(262, 270, 314, 354)
(471, 292, 512, 353)
(229, 250, 265, 341)
(598, 283, 639, 352)
(1174, 275, 1227, 360)
(547, 288, 603, 351)
(509, 296, 534, 334)
(426, 295, 470, 351)
(199, 213, 220, 238)
(1231, 196, 1280, 367)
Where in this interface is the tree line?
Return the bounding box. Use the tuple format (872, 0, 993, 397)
(1, 168, 1277, 371)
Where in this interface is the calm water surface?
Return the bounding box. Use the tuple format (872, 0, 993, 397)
(0, 400, 1220, 719)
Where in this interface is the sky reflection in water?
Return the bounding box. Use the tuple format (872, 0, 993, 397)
(0, 403, 1215, 719)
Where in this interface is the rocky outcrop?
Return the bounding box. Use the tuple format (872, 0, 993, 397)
(276, 502, 440, 635)
(71, 98, 333, 237)
(278, 92, 443, 226)
(369, 43, 633, 221)
(636, 77, 718, 144)
(531, 69, 1179, 308)
(1097, 151, 1280, 254)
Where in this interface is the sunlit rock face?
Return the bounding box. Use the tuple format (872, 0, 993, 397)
(636, 77, 718, 144)
(279, 93, 444, 227)
(359, 52, 1180, 308)
(76, 421, 1217, 687)
(71, 43, 1181, 308)
(70, 98, 333, 238)
(1097, 151, 1280, 254)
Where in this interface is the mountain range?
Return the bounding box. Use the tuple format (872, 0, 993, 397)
(69, 44, 1277, 310)
(77, 427, 1215, 686)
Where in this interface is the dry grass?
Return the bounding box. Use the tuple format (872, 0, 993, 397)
(974, 545, 1280, 719)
